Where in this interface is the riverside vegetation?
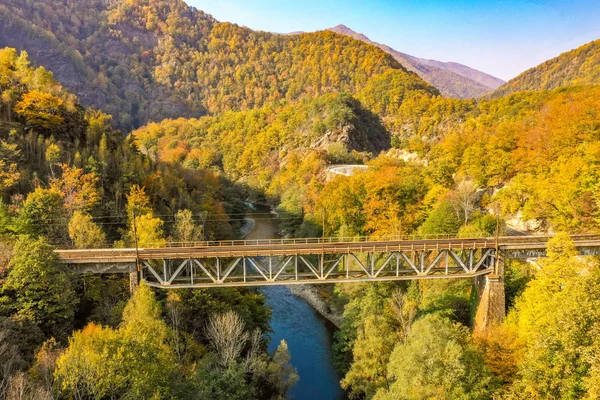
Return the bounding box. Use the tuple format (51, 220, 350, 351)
(2, 0, 600, 399)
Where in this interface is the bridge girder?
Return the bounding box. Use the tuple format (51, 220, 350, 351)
(140, 248, 496, 289)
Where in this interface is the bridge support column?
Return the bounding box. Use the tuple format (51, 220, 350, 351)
(129, 271, 139, 294)
(474, 256, 505, 333)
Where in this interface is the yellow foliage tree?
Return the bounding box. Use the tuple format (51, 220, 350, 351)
(55, 284, 176, 399)
(68, 211, 106, 249)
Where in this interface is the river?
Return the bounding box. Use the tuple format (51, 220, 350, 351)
(244, 209, 345, 400)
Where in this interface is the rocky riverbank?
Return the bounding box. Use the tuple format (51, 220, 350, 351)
(287, 285, 343, 328)
(240, 217, 256, 238)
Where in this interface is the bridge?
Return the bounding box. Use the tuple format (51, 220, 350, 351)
(57, 234, 600, 331)
(57, 234, 600, 289)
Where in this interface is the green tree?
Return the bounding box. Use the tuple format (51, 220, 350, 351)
(341, 314, 396, 398)
(374, 313, 494, 400)
(419, 200, 462, 235)
(16, 187, 65, 242)
(0, 200, 13, 235)
(1, 236, 77, 339)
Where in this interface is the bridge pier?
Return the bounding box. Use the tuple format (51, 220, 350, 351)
(129, 271, 139, 294)
(473, 256, 505, 333)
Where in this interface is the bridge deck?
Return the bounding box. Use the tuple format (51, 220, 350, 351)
(54, 235, 600, 288)
(56, 234, 600, 264)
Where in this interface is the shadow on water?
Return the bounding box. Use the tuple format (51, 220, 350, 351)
(244, 208, 345, 400)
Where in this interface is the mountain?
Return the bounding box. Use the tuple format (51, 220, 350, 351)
(410, 57, 505, 90)
(0, 0, 437, 131)
(328, 25, 505, 98)
(492, 38, 600, 97)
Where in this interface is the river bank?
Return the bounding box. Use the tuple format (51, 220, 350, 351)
(287, 285, 343, 328)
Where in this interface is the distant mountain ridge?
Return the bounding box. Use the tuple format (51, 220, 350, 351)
(328, 24, 505, 98)
(0, 0, 437, 130)
(492, 38, 600, 97)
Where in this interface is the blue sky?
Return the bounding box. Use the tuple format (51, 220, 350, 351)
(187, 0, 600, 81)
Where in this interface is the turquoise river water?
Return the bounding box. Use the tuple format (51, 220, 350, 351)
(244, 209, 345, 400)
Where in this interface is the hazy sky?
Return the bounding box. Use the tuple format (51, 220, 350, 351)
(187, 0, 600, 81)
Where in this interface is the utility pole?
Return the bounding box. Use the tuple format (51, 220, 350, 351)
(322, 208, 326, 246)
(494, 210, 500, 276)
(131, 209, 141, 293)
(321, 209, 326, 279)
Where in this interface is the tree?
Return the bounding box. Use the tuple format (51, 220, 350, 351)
(206, 311, 250, 367)
(2, 236, 77, 339)
(0, 325, 24, 398)
(333, 282, 396, 380)
(174, 209, 203, 243)
(50, 164, 100, 213)
(264, 340, 298, 398)
(193, 355, 255, 400)
(0, 200, 13, 235)
(167, 288, 271, 346)
(388, 288, 418, 341)
(341, 314, 396, 398)
(448, 180, 479, 225)
(14, 91, 64, 129)
(15, 187, 66, 241)
(130, 213, 165, 248)
(67, 211, 106, 248)
(55, 284, 178, 399)
(419, 200, 462, 235)
(126, 184, 153, 218)
(505, 233, 600, 399)
(0, 140, 20, 194)
(196, 310, 297, 400)
(374, 314, 494, 400)
(44, 144, 61, 179)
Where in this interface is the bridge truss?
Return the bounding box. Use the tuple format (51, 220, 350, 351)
(57, 235, 600, 289)
(141, 248, 496, 288)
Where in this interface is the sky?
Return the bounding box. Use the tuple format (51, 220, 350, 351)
(187, 0, 600, 81)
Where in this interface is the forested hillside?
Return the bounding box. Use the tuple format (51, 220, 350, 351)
(493, 38, 600, 97)
(328, 24, 505, 98)
(2, 0, 600, 398)
(0, 0, 436, 130)
(0, 48, 297, 398)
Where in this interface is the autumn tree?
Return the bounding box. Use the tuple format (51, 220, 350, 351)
(505, 233, 600, 398)
(67, 211, 106, 248)
(125, 185, 164, 247)
(55, 284, 178, 399)
(14, 91, 64, 129)
(448, 180, 479, 225)
(50, 164, 100, 213)
(0, 140, 20, 195)
(174, 209, 204, 243)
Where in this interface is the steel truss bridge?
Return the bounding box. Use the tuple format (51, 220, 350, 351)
(56, 235, 600, 289)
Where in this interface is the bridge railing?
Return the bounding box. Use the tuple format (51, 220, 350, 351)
(142, 232, 497, 249)
(55, 233, 600, 252)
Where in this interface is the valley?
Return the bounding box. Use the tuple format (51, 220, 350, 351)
(1, 0, 600, 399)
